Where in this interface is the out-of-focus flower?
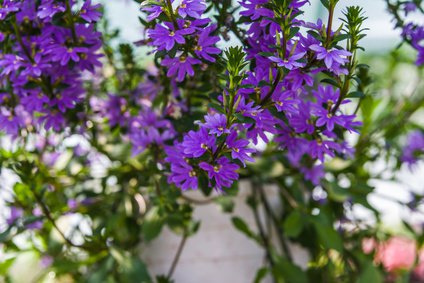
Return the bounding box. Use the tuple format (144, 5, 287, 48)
(375, 237, 416, 272)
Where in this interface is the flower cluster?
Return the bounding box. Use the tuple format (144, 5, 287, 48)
(165, 113, 255, 191)
(137, 0, 364, 191)
(0, 0, 102, 135)
(90, 72, 180, 157)
(142, 0, 220, 82)
(389, 0, 424, 65)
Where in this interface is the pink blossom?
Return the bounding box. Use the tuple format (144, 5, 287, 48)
(375, 237, 416, 272)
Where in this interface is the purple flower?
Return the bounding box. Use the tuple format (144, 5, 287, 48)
(0, 107, 21, 135)
(269, 52, 306, 70)
(238, 68, 271, 100)
(240, 0, 274, 21)
(309, 44, 351, 72)
(402, 131, 424, 168)
(169, 160, 198, 190)
(404, 2, 417, 15)
(129, 109, 176, 155)
(80, 0, 102, 23)
(314, 85, 340, 106)
(0, 54, 24, 76)
(142, 3, 165, 22)
(37, 0, 65, 19)
(26, 207, 44, 230)
(40, 111, 65, 131)
(42, 151, 61, 167)
(40, 256, 54, 268)
(202, 113, 230, 136)
(236, 97, 262, 118)
(105, 94, 130, 127)
(149, 23, 192, 51)
(50, 46, 89, 66)
(289, 102, 315, 135)
(199, 157, 239, 190)
(301, 164, 324, 185)
(7, 207, 23, 226)
(161, 55, 201, 82)
(226, 131, 255, 167)
(178, 0, 206, 19)
(308, 139, 340, 162)
(182, 127, 216, 157)
(246, 109, 278, 144)
(0, 0, 103, 135)
(67, 199, 79, 210)
(165, 144, 199, 190)
(21, 54, 51, 77)
(0, 0, 20, 20)
(273, 89, 299, 114)
(313, 108, 343, 132)
(194, 25, 221, 62)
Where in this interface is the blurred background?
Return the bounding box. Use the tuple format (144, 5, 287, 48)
(1, 0, 423, 282)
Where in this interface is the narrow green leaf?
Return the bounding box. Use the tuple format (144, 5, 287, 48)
(283, 211, 303, 238)
(231, 217, 259, 243)
(253, 267, 268, 283)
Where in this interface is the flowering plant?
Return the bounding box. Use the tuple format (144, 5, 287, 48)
(0, 0, 423, 282)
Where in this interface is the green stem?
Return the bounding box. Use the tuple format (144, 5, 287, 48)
(66, 0, 78, 43)
(251, 185, 277, 283)
(167, 233, 188, 279)
(165, 0, 178, 29)
(12, 18, 34, 64)
(258, 184, 293, 261)
(325, 4, 335, 47)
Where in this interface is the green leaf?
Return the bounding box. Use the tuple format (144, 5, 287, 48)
(259, 52, 274, 57)
(326, 183, 350, 202)
(307, 30, 322, 40)
(142, 207, 164, 241)
(321, 78, 340, 88)
(87, 257, 115, 283)
(0, 257, 15, 275)
(235, 113, 256, 124)
(120, 256, 152, 283)
(253, 267, 268, 283)
(320, 0, 330, 9)
(283, 211, 303, 238)
(208, 102, 225, 114)
(332, 34, 351, 43)
(274, 258, 308, 283)
(356, 263, 383, 283)
(314, 224, 343, 252)
(156, 275, 174, 283)
(288, 27, 300, 40)
(215, 196, 235, 213)
(0, 227, 12, 242)
(347, 91, 365, 98)
(231, 217, 259, 243)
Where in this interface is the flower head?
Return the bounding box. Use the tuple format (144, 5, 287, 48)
(182, 127, 216, 157)
(161, 55, 201, 82)
(199, 157, 239, 190)
(80, 0, 102, 23)
(309, 44, 351, 73)
(202, 113, 230, 136)
(226, 131, 255, 167)
(178, 0, 206, 19)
